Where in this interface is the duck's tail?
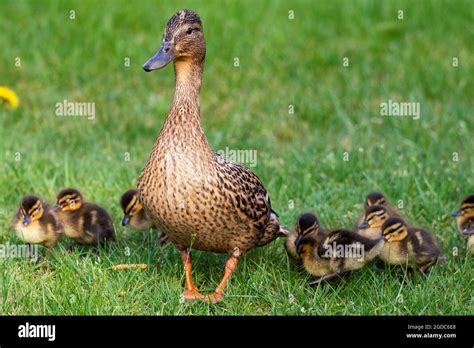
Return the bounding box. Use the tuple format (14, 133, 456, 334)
(256, 212, 287, 247)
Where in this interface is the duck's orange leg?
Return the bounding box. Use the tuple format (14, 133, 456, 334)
(207, 255, 239, 304)
(181, 251, 206, 301)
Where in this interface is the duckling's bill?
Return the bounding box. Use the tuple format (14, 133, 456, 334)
(122, 214, 130, 226)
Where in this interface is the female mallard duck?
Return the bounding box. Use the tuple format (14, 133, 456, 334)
(54, 188, 116, 245)
(294, 213, 384, 285)
(120, 189, 168, 245)
(138, 9, 285, 303)
(380, 217, 443, 273)
(452, 194, 474, 252)
(12, 195, 63, 249)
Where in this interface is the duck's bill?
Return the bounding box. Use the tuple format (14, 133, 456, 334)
(358, 221, 369, 229)
(22, 216, 31, 226)
(451, 210, 461, 217)
(294, 235, 302, 247)
(52, 204, 61, 212)
(462, 228, 474, 236)
(143, 43, 173, 71)
(122, 214, 130, 226)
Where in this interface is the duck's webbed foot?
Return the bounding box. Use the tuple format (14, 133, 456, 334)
(207, 255, 239, 304)
(181, 251, 206, 302)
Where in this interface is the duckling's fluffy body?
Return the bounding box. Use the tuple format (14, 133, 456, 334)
(380, 218, 442, 271)
(293, 213, 384, 283)
(12, 196, 63, 248)
(55, 188, 115, 245)
(452, 194, 474, 253)
(299, 229, 384, 278)
(56, 205, 115, 245)
(284, 232, 299, 262)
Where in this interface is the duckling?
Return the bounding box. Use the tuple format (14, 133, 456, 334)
(120, 189, 168, 245)
(12, 195, 63, 249)
(357, 191, 400, 226)
(452, 194, 474, 252)
(284, 212, 327, 263)
(380, 217, 443, 273)
(54, 188, 116, 245)
(358, 205, 391, 240)
(138, 9, 286, 303)
(295, 213, 384, 285)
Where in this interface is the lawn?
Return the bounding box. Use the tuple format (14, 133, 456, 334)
(0, 0, 472, 315)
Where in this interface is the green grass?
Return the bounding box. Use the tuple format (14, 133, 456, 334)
(0, 0, 473, 315)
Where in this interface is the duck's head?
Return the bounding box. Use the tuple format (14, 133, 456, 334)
(120, 189, 144, 226)
(359, 205, 389, 229)
(364, 192, 387, 208)
(18, 196, 44, 226)
(54, 188, 83, 212)
(143, 9, 205, 72)
(452, 194, 474, 235)
(294, 212, 320, 250)
(381, 217, 408, 242)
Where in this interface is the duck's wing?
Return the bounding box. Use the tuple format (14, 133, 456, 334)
(214, 154, 276, 233)
(410, 228, 441, 257)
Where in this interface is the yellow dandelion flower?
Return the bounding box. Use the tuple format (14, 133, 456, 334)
(0, 86, 20, 109)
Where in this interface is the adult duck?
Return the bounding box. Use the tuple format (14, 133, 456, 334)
(138, 9, 285, 303)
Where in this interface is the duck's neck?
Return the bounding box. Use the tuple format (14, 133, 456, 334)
(158, 58, 213, 159)
(170, 58, 203, 120)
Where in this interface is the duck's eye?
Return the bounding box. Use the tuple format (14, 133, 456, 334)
(186, 28, 194, 35)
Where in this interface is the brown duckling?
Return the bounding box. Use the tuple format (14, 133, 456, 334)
(380, 217, 443, 273)
(138, 9, 286, 303)
(357, 191, 400, 226)
(452, 194, 474, 252)
(358, 205, 391, 240)
(295, 213, 384, 285)
(54, 188, 115, 245)
(12, 195, 63, 249)
(284, 212, 327, 263)
(120, 189, 168, 245)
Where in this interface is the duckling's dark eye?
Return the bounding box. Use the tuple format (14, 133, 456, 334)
(186, 28, 194, 35)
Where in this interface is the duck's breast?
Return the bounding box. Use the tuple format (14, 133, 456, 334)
(14, 221, 46, 244)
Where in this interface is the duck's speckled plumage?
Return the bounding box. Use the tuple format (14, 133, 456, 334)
(137, 10, 282, 256)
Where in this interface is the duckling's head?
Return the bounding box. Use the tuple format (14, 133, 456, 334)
(18, 196, 44, 226)
(359, 205, 389, 229)
(381, 217, 408, 242)
(143, 9, 205, 71)
(452, 194, 474, 235)
(120, 189, 144, 226)
(295, 213, 320, 255)
(55, 188, 83, 212)
(365, 192, 387, 208)
(294, 212, 319, 248)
